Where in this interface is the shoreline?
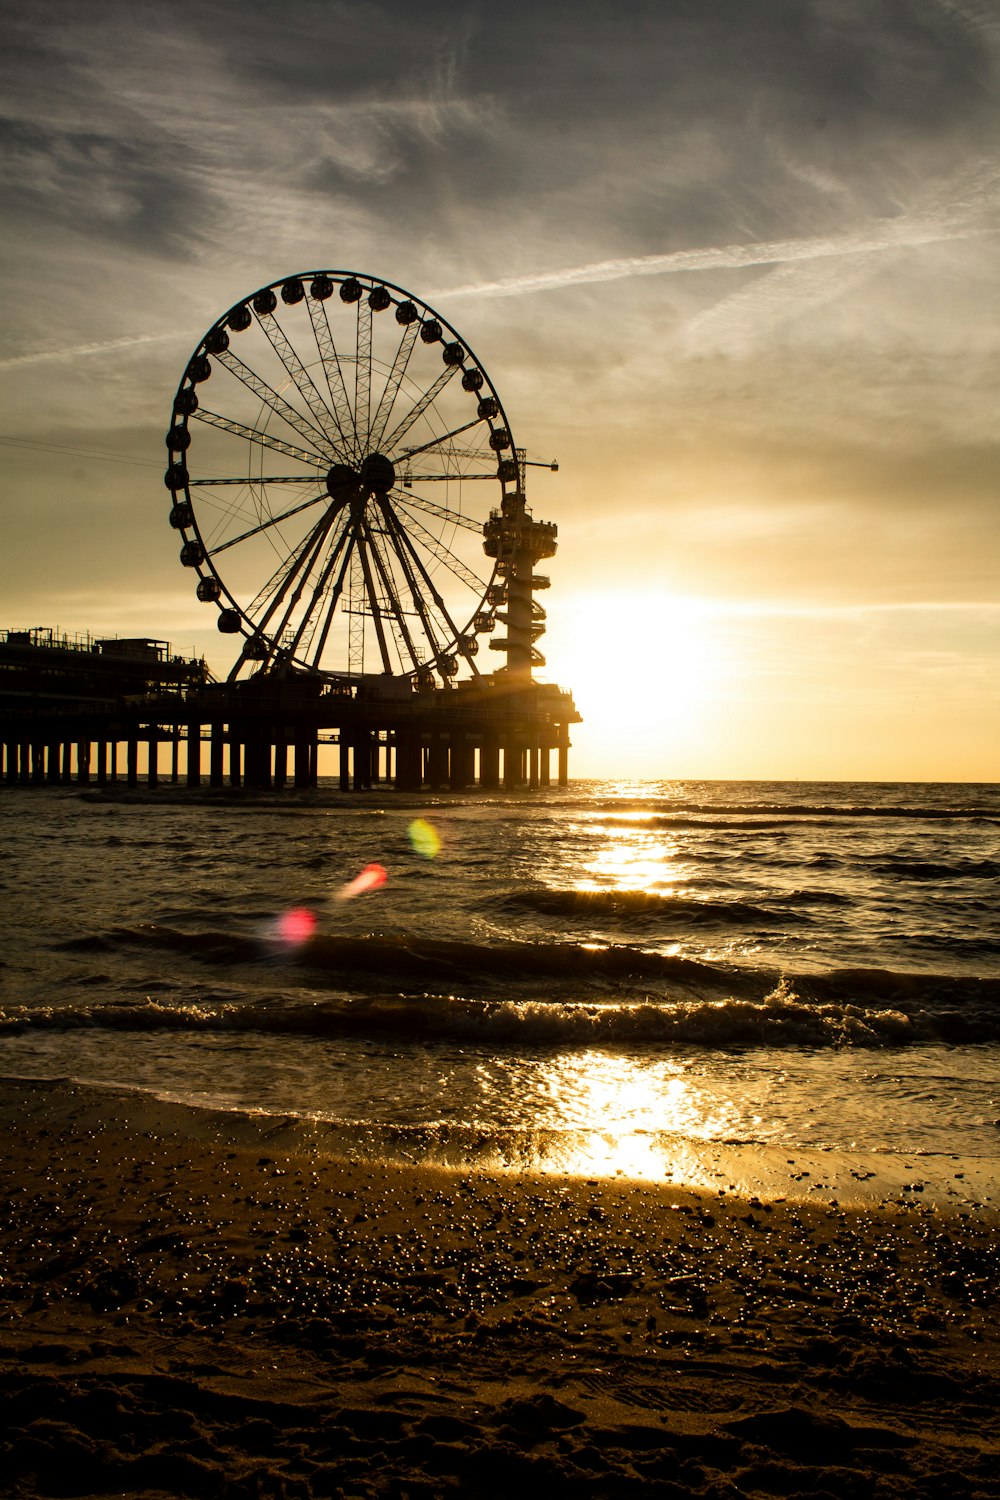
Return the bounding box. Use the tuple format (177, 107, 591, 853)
(2, 1076, 997, 1498)
(3, 1072, 998, 1214)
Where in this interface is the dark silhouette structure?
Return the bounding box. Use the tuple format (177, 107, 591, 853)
(2, 271, 580, 790)
(0, 628, 578, 790)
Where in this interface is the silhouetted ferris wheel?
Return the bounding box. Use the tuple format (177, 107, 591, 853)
(165, 271, 523, 684)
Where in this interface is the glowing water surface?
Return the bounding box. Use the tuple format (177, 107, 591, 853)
(4, 1024, 998, 1175)
(1, 780, 997, 1193)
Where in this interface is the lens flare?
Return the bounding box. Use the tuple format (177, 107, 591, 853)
(338, 862, 388, 901)
(408, 818, 441, 859)
(274, 907, 317, 945)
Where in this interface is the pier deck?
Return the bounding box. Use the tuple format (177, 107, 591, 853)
(0, 629, 580, 791)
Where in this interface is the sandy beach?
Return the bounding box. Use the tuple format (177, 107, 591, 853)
(0, 1079, 996, 1497)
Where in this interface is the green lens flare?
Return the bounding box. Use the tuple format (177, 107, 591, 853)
(408, 818, 441, 859)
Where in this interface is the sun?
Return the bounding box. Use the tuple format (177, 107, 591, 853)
(543, 590, 731, 772)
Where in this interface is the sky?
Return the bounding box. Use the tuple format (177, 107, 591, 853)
(1, 0, 997, 782)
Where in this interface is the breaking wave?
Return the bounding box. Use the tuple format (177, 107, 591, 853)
(4, 971, 999, 1049)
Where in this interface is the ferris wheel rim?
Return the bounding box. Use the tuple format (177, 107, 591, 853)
(165, 270, 521, 685)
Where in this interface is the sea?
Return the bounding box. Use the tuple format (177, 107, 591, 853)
(2, 780, 998, 1203)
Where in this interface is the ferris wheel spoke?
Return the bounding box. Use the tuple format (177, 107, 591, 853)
(398, 416, 485, 462)
(392, 491, 483, 533)
(377, 507, 447, 662)
(305, 297, 359, 461)
(255, 311, 348, 458)
(381, 364, 460, 454)
(189, 475, 321, 486)
(368, 320, 420, 452)
(258, 504, 344, 650)
(355, 520, 395, 674)
(398, 440, 503, 483)
(377, 504, 482, 675)
(402, 472, 498, 483)
(187, 487, 263, 550)
(363, 520, 422, 673)
(379, 498, 468, 659)
(214, 348, 332, 454)
(355, 298, 373, 456)
(192, 483, 300, 551)
(245, 503, 341, 638)
(191, 408, 327, 468)
(280, 513, 354, 660)
(207, 491, 329, 557)
(388, 507, 490, 596)
(192, 478, 304, 557)
(368, 515, 426, 672)
(308, 523, 358, 668)
(245, 546, 299, 621)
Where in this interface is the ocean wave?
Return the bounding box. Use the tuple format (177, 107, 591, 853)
(53, 923, 740, 989)
(495, 887, 809, 926)
(66, 785, 1000, 824)
(868, 858, 1000, 880)
(775, 888, 852, 906)
(581, 815, 807, 831)
(585, 802, 997, 823)
(3, 975, 998, 1049)
(47, 923, 1000, 1003)
(897, 934, 1000, 958)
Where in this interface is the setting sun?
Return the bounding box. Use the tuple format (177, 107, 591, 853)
(545, 592, 732, 774)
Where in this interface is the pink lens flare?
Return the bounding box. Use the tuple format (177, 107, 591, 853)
(338, 862, 388, 901)
(274, 907, 317, 945)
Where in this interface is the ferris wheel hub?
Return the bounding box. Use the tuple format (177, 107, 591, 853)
(325, 453, 396, 501)
(359, 452, 396, 495)
(326, 463, 362, 502)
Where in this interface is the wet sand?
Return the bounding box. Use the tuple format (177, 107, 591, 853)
(1, 1078, 997, 1498)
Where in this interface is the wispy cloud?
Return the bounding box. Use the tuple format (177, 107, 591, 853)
(680, 158, 1000, 353)
(435, 204, 996, 303)
(681, 252, 892, 355)
(0, 331, 191, 371)
(934, 0, 1000, 41)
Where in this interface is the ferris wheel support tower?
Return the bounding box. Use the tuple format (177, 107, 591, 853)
(483, 450, 558, 682)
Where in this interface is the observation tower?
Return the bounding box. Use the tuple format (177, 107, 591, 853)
(483, 452, 559, 682)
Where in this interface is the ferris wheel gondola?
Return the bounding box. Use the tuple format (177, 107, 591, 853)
(165, 272, 522, 685)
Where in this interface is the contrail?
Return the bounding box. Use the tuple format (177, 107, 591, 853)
(434, 216, 992, 302)
(0, 330, 193, 372)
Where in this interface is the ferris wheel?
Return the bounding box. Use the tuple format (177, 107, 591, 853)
(165, 271, 523, 685)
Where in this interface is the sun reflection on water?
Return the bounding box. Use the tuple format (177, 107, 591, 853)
(528, 1049, 743, 1179)
(569, 823, 687, 896)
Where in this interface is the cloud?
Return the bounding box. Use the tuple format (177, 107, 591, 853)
(1, 0, 997, 726)
(9, 166, 993, 371)
(0, 331, 192, 372)
(679, 158, 1000, 354)
(934, 0, 1000, 42)
(436, 155, 1000, 303)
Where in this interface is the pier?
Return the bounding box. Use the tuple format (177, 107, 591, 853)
(0, 627, 579, 792)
